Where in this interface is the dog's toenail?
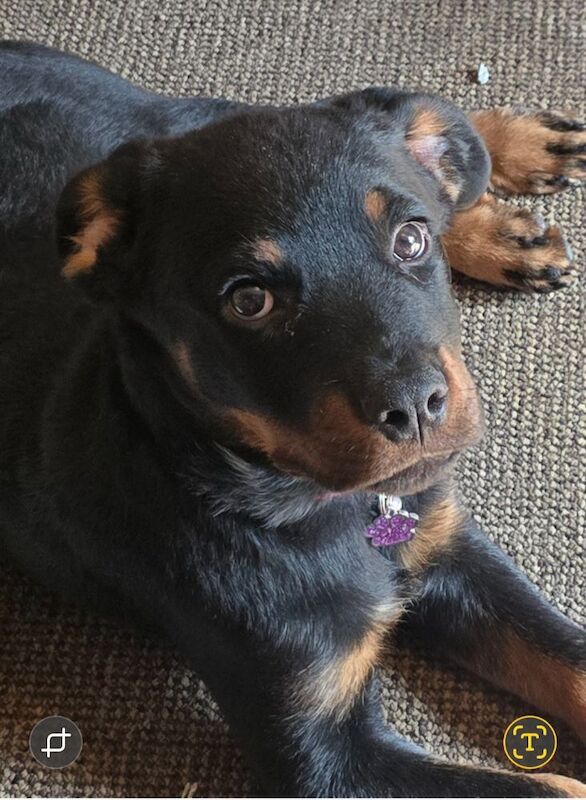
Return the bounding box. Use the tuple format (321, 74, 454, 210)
(541, 267, 561, 281)
(530, 235, 548, 247)
(562, 238, 574, 261)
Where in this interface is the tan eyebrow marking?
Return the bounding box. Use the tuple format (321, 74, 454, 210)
(364, 189, 387, 222)
(171, 340, 196, 387)
(252, 238, 283, 266)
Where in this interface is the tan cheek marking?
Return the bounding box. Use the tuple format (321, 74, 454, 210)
(252, 238, 283, 267)
(436, 346, 485, 447)
(225, 352, 481, 491)
(171, 341, 196, 387)
(398, 493, 465, 573)
(224, 408, 281, 457)
(62, 172, 120, 279)
(225, 401, 416, 491)
(364, 189, 387, 222)
(225, 355, 482, 492)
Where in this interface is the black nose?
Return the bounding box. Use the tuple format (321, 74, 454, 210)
(364, 366, 448, 443)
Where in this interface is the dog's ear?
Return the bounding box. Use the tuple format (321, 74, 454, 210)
(331, 88, 491, 211)
(57, 141, 152, 300)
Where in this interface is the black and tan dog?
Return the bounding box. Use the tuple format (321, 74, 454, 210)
(0, 40, 585, 797)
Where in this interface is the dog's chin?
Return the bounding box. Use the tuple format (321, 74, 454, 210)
(366, 452, 460, 496)
(311, 452, 460, 500)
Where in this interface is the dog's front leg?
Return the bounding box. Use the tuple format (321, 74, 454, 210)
(162, 578, 583, 796)
(398, 495, 586, 745)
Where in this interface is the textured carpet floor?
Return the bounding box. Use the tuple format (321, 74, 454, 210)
(0, 0, 584, 796)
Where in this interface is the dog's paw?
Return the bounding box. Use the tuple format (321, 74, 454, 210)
(500, 207, 576, 293)
(443, 195, 578, 293)
(471, 108, 586, 195)
(528, 110, 586, 193)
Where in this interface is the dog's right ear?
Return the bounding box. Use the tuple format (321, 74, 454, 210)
(57, 141, 151, 300)
(329, 88, 491, 213)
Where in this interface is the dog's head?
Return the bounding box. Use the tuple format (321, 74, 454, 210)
(57, 89, 489, 496)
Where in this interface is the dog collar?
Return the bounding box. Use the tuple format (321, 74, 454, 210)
(365, 494, 419, 547)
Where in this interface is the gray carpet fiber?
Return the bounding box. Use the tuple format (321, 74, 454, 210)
(0, 0, 584, 796)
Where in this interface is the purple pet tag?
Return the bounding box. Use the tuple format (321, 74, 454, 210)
(366, 494, 418, 547)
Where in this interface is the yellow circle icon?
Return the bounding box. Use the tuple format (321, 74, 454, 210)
(503, 715, 557, 770)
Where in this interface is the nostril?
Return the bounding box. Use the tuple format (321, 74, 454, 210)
(424, 389, 448, 425)
(383, 409, 412, 430)
(427, 390, 447, 416)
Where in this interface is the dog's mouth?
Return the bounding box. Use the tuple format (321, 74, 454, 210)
(224, 348, 484, 495)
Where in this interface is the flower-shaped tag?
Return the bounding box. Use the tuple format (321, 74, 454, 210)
(365, 495, 418, 547)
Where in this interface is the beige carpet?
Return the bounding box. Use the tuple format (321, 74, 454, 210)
(0, 0, 584, 796)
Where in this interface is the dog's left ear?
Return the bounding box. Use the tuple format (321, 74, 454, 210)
(56, 140, 154, 301)
(331, 88, 491, 211)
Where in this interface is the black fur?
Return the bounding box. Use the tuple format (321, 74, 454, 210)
(0, 41, 584, 797)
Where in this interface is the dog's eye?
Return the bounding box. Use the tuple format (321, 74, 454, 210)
(392, 221, 430, 261)
(230, 284, 274, 319)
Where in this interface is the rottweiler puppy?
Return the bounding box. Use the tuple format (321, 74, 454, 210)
(0, 40, 585, 797)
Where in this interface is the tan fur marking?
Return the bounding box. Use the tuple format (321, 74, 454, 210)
(172, 341, 196, 387)
(407, 107, 446, 140)
(226, 398, 418, 491)
(405, 107, 462, 202)
(252, 238, 283, 267)
(491, 632, 586, 742)
(438, 345, 485, 441)
(62, 172, 120, 279)
(398, 493, 465, 573)
(448, 626, 586, 743)
(441, 193, 572, 287)
(225, 348, 482, 492)
(295, 608, 401, 722)
(332, 628, 383, 714)
(364, 189, 387, 222)
(439, 169, 462, 203)
(530, 774, 586, 796)
(448, 765, 586, 796)
(470, 108, 586, 194)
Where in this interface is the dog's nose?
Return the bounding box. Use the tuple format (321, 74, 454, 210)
(363, 367, 448, 443)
